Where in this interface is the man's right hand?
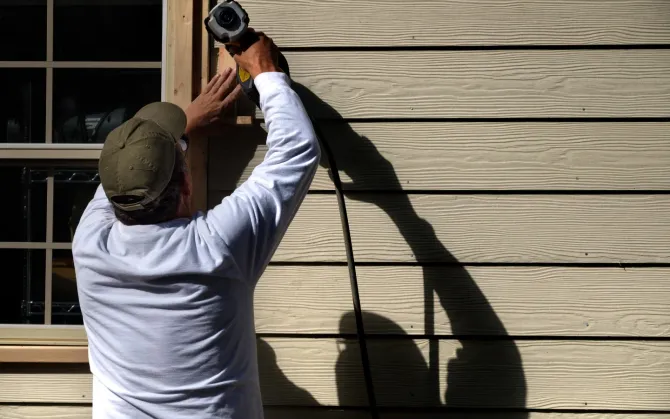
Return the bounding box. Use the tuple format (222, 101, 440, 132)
(230, 30, 280, 79)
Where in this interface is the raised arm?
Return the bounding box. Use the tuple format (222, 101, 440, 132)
(205, 33, 321, 283)
(77, 184, 116, 230)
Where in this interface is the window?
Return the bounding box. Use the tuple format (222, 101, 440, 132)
(0, 0, 165, 328)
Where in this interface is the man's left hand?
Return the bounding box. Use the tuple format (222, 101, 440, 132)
(185, 68, 242, 136)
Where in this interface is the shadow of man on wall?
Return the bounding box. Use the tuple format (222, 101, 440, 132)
(209, 81, 527, 416)
(292, 83, 528, 416)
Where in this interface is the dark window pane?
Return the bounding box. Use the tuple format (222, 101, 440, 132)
(0, 249, 45, 324)
(52, 249, 82, 325)
(54, 0, 162, 61)
(53, 68, 161, 144)
(0, 1, 47, 60)
(0, 165, 47, 242)
(0, 68, 46, 143)
(53, 168, 100, 243)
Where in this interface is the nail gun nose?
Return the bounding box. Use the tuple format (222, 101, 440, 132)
(216, 7, 240, 30)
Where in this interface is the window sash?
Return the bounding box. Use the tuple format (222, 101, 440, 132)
(0, 0, 166, 147)
(0, 0, 172, 334)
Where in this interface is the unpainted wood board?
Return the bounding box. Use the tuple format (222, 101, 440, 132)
(366, 340, 670, 409)
(346, 194, 670, 263)
(218, 0, 670, 47)
(0, 338, 365, 406)
(357, 266, 670, 337)
(166, 0, 208, 212)
(253, 50, 670, 118)
(208, 192, 345, 262)
(165, 0, 193, 109)
(3, 341, 668, 409)
(209, 122, 670, 191)
(256, 266, 355, 334)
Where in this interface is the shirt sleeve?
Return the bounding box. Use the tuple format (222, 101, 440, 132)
(204, 72, 321, 284)
(77, 184, 116, 231)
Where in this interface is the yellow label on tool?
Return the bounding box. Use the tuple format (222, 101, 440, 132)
(238, 68, 251, 83)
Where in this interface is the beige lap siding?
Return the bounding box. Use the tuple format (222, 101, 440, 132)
(2, 341, 670, 409)
(210, 122, 670, 191)
(205, 0, 670, 414)
(219, 0, 670, 47)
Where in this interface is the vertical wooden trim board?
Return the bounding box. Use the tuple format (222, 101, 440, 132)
(165, 0, 207, 212)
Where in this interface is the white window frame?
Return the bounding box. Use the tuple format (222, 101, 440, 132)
(0, 0, 168, 337)
(0, 0, 167, 159)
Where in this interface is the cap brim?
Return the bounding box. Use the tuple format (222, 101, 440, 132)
(134, 102, 187, 141)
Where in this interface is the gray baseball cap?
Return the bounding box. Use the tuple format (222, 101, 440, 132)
(99, 102, 187, 212)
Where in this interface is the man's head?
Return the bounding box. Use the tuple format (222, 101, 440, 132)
(99, 102, 192, 225)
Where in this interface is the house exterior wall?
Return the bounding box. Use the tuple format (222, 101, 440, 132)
(207, 0, 670, 417)
(2, 1, 670, 418)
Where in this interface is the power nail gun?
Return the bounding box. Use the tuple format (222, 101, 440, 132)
(204, 0, 290, 107)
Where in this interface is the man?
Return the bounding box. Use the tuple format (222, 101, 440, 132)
(72, 32, 320, 418)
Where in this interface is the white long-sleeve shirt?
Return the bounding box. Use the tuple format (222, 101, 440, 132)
(72, 72, 321, 419)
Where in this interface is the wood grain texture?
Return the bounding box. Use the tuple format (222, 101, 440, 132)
(2, 341, 669, 410)
(4, 267, 665, 341)
(258, 338, 366, 406)
(256, 266, 355, 334)
(165, 0, 192, 108)
(0, 365, 92, 403)
(217, 0, 670, 47)
(358, 266, 670, 337)
(346, 194, 670, 263)
(257, 266, 670, 336)
(208, 192, 345, 262)
(254, 50, 670, 118)
(209, 122, 670, 191)
(366, 340, 670, 409)
(165, 0, 208, 211)
(211, 194, 670, 263)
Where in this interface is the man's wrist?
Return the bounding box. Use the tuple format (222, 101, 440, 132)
(183, 112, 198, 137)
